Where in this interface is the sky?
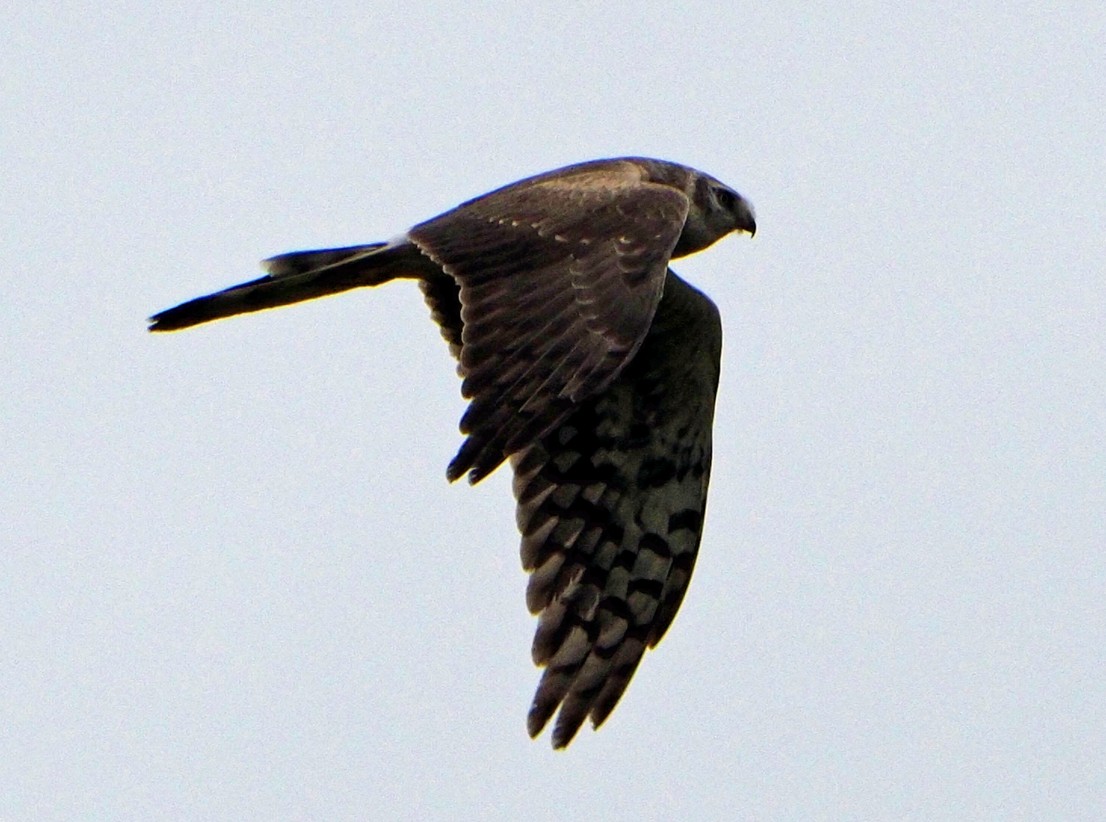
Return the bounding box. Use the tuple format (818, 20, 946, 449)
(4, 2, 1105, 819)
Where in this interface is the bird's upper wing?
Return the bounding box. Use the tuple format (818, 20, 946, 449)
(408, 162, 690, 482)
(511, 271, 723, 748)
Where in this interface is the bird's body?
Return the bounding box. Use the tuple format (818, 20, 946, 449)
(150, 157, 755, 747)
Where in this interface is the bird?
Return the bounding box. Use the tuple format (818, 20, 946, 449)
(150, 157, 756, 748)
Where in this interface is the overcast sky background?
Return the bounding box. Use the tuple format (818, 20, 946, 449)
(4, 3, 1105, 819)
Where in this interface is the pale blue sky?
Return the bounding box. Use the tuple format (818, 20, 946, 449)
(4, 3, 1105, 819)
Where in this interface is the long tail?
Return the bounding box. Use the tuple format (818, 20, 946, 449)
(149, 241, 423, 332)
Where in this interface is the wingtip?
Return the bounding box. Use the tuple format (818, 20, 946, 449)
(551, 709, 591, 749)
(445, 448, 499, 485)
(445, 460, 467, 484)
(527, 697, 588, 749)
(527, 697, 555, 740)
(527, 719, 574, 751)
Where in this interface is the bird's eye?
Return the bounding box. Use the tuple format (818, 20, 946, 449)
(714, 187, 737, 210)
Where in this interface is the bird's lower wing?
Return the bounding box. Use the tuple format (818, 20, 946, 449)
(510, 271, 723, 748)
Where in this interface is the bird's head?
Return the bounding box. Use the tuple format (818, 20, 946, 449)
(673, 172, 756, 258)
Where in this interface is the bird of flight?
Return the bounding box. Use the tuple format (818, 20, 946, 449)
(150, 157, 756, 748)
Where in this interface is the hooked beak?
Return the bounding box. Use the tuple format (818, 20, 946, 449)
(735, 196, 756, 237)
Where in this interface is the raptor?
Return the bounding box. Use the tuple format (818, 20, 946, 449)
(150, 157, 756, 748)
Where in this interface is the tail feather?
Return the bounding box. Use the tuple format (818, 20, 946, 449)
(261, 243, 385, 278)
(149, 241, 422, 332)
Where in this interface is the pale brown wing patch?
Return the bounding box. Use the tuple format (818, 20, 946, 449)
(410, 170, 690, 483)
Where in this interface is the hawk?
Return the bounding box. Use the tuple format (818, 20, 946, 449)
(150, 157, 756, 748)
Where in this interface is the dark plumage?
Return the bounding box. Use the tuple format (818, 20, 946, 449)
(150, 157, 755, 747)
